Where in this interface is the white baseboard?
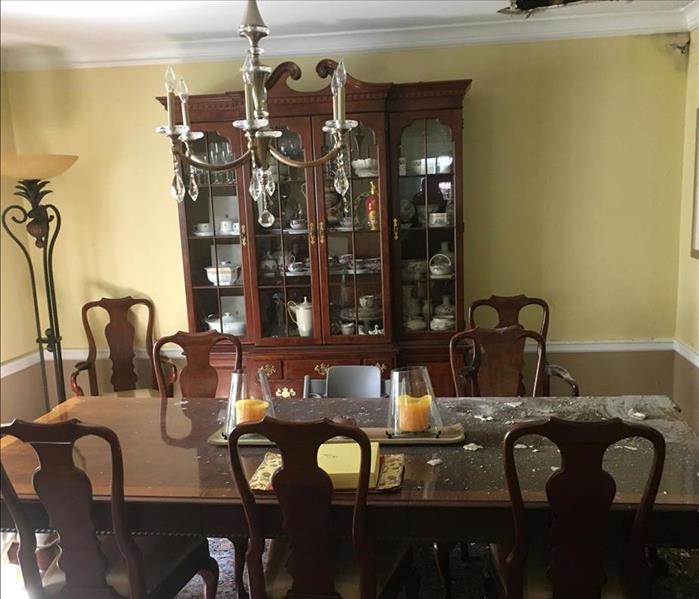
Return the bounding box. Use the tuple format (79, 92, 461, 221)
(1, 338, 697, 379)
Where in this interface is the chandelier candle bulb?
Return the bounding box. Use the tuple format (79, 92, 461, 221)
(164, 66, 177, 129)
(176, 78, 190, 128)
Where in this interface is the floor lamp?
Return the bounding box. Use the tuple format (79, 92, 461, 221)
(1, 153, 78, 408)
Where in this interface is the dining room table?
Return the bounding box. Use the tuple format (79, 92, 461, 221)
(1, 394, 698, 548)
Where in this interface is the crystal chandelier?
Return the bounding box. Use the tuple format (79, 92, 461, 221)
(157, 0, 356, 227)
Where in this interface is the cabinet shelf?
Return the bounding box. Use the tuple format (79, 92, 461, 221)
(188, 235, 241, 241)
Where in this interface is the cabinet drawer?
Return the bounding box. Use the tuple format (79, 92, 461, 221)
(284, 358, 361, 379)
(271, 380, 304, 400)
(361, 355, 395, 377)
(244, 358, 283, 380)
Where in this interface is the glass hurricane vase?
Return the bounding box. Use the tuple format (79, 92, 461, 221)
(387, 366, 443, 437)
(224, 370, 274, 436)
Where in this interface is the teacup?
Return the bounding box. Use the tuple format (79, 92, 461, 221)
(339, 216, 353, 228)
(193, 222, 212, 234)
(337, 253, 353, 265)
(219, 218, 236, 234)
(287, 261, 306, 273)
(290, 218, 307, 230)
(230, 222, 241, 235)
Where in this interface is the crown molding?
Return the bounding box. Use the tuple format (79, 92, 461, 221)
(1, 5, 694, 72)
(684, 0, 699, 30)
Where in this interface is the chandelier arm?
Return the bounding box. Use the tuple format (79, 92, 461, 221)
(268, 144, 343, 169)
(173, 147, 253, 172)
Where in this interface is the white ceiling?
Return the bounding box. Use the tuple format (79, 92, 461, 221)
(1, 0, 697, 71)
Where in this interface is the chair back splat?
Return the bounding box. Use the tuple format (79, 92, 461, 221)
(71, 296, 160, 396)
(502, 417, 665, 599)
(0, 419, 146, 599)
(228, 417, 376, 599)
(153, 330, 242, 399)
(449, 325, 545, 397)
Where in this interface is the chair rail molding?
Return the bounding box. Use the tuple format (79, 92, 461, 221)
(2, 339, 697, 378)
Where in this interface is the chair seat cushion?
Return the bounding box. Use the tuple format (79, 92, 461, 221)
(263, 537, 409, 599)
(42, 534, 207, 597)
(489, 542, 625, 599)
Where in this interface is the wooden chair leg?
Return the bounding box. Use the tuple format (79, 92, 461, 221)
(648, 546, 669, 576)
(460, 541, 470, 562)
(198, 555, 219, 599)
(230, 536, 249, 599)
(433, 541, 455, 599)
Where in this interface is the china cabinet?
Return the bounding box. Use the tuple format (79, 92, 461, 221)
(159, 60, 470, 396)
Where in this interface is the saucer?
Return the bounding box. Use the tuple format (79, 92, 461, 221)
(283, 228, 309, 235)
(430, 273, 455, 280)
(193, 231, 214, 237)
(286, 269, 310, 277)
(334, 226, 355, 232)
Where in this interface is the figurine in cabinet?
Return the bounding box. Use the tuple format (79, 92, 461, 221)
(366, 180, 380, 231)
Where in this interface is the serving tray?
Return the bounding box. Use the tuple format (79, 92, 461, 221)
(207, 423, 465, 447)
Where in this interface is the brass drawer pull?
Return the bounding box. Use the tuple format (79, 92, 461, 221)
(241, 224, 247, 246)
(319, 221, 326, 244)
(393, 218, 399, 241)
(275, 386, 296, 398)
(375, 362, 387, 373)
(257, 364, 276, 377)
(314, 362, 330, 376)
(309, 222, 317, 245)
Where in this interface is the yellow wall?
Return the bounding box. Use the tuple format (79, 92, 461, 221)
(0, 71, 39, 362)
(675, 29, 699, 353)
(2, 34, 688, 348)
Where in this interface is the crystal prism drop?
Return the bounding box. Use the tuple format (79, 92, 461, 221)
(334, 165, 349, 197)
(188, 166, 199, 202)
(264, 169, 276, 196)
(249, 169, 263, 201)
(171, 171, 186, 203)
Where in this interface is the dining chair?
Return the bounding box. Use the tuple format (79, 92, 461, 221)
(486, 417, 665, 599)
(0, 418, 218, 599)
(302, 365, 386, 398)
(70, 296, 177, 397)
(153, 329, 246, 596)
(467, 294, 579, 396)
(228, 416, 419, 599)
(153, 329, 242, 399)
(449, 326, 547, 398)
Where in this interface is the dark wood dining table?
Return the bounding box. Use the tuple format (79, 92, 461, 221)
(1, 394, 698, 547)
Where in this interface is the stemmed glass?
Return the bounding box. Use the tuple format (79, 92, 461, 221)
(221, 142, 235, 184)
(387, 366, 443, 437)
(224, 370, 274, 436)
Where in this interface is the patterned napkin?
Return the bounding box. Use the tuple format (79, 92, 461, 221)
(249, 452, 405, 493)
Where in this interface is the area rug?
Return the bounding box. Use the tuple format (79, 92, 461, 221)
(176, 539, 699, 598)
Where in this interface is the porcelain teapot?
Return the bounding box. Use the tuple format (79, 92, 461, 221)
(287, 297, 313, 337)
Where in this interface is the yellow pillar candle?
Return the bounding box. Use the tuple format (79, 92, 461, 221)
(235, 399, 269, 424)
(398, 395, 432, 433)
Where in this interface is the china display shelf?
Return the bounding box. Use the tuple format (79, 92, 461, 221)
(188, 234, 241, 241)
(327, 227, 380, 234)
(398, 173, 453, 179)
(258, 284, 312, 290)
(350, 175, 379, 181)
(193, 284, 245, 292)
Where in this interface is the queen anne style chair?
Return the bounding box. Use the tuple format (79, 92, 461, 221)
(228, 416, 419, 599)
(70, 297, 176, 398)
(486, 417, 665, 598)
(449, 326, 547, 398)
(153, 329, 242, 399)
(0, 418, 218, 599)
(153, 329, 246, 594)
(467, 295, 579, 396)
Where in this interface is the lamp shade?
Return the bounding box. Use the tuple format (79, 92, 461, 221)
(0, 154, 78, 180)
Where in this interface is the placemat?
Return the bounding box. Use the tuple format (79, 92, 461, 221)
(249, 452, 405, 493)
(208, 423, 464, 447)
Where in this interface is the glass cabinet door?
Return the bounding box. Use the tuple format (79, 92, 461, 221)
(395, 117, 458, 337)
(247, 117, 321, 344)
(313, 113, 391, 342)
(180, 125, 250, 340)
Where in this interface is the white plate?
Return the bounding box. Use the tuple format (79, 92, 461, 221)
(428, 223, 454, 229)
(333, 226, 355, 232)
(355, 170, 379, 178)
(283, 228, 309, 235)
(430, 273, 455, 280)
(286, 270, 310, 277)
(193, 231, 214, 237)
